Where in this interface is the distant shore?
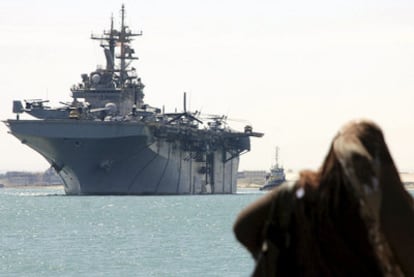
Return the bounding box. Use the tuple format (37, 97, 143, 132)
(239, 172, 414, 190)
(400, 172, 414, 190)
(2, 172, 414, 191)
(2, 184, 63, 189)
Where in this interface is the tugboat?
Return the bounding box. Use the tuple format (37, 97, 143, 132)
(4, 5, 263, 195)
(260, 147, 286, 191)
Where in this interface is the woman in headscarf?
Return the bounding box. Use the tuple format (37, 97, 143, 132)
(234, 120, 414, 276)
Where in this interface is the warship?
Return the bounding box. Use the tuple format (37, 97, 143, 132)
(4, 5, 263, 195)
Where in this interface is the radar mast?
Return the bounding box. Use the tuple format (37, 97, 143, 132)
(90, 4, 142, 87)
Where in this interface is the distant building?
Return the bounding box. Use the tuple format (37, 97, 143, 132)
(237, 170, 267, 179)
(237, 170, 267, 187)
(0, 168, 62, 186)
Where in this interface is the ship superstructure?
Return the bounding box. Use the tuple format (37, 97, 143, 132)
(5, 5, 263, 195)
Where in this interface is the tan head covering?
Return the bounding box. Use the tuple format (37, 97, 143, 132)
(234, 120, 414, 276)
(333, 119, 414, 276)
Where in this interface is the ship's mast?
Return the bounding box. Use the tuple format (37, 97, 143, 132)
(109, 15, 115, 66)
(120, 5, 126, 81)
(275, 146, 280, 168)
(90, 5, 142, 87)
(117, 4, 142, 86)
(91, 14, 117, 71)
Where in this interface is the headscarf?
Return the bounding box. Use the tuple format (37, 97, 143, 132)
(234, 120, 414, 276)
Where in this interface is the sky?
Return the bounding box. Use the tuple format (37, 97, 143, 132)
(0, 0, 414, 173)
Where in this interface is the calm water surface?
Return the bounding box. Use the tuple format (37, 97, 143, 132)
(0, 187, 264, 277)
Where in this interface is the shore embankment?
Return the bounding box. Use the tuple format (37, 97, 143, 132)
(238, 172, 414, 190)
(401, 172, 414, 190)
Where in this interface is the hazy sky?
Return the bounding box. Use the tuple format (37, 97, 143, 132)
(1, 0, 414, 173)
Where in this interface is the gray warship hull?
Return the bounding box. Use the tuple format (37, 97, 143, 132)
(6, 120, 239, 195)
(5, 6, 263, 195)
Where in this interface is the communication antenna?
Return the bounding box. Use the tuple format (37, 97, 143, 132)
(275, 146, 280, 168)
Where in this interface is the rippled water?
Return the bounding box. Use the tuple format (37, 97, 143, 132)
(2, 187, 413, 277)
(0, 187, 263, 277)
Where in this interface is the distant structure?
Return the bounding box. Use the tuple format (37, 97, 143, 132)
(0, 168, 62, 186)
(260, 146, 287, 190)
(237, 170, 267, 187)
